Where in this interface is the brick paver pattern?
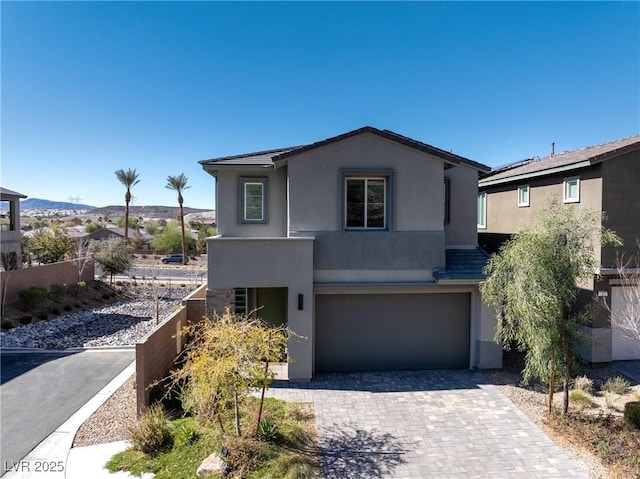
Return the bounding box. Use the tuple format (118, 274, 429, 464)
(267, 370, 590, 479)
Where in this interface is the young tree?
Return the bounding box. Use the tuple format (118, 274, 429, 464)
(93, 237, 134, 285)
(480, 197, 620, 415)
(115, 168, 140, 242)
(26, 222, 74, 264)
(165, 173, 190, 265)
(166, 309, 291, 437)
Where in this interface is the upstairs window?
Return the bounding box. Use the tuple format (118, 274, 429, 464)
(563, 177, 580, 203)
(477, 192, 487, 228)
(240, 178, 268, 223)
(345, 177, 386, 229)
(518, 185, 530, 207)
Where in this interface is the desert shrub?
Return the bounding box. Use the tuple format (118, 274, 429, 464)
(63, 305, 72, 312)
(50, 307, 60, 316)
(128, 404, 173, 454)
(572, 375, 594, 394)
(115, 280, 123, 287)
(49, 283, 67, 296)
(37, 312, 48, 320)
(602, 376, 631, 395)
(102, 293, 110, 300)
(224, 435, 271, 477)
(569, 389, 597, 409)
(18, 287, 47, 311)
(18, 315, 33, 325)
(1, 319, 16, 330)
(598, 440, 614, 463)
(257, 418, 279, 443)
(624, 402, 640, 429)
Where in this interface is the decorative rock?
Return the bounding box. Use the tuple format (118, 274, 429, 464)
(196, 452, 227, 477)
(0, 288, 186, 349)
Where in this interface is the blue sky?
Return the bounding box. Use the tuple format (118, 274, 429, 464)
(2, 1, 639, 209)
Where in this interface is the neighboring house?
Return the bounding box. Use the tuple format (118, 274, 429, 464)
(200, 126, 501, 381)
(478, 135, 640, 362)
(0, 187, 27, 269)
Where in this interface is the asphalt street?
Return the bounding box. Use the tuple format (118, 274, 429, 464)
(0, 349, 134, 476)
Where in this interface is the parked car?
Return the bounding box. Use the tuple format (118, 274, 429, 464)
(160, 254, 187, 264)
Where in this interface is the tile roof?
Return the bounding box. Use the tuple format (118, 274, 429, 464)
(433, 248, 489, 281)
(200, 126, 490, 172)
(481, 134, 640, 185)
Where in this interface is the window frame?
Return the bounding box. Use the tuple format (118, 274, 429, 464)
(477, 192, 487, 229)
(341, 169, 394, 231)
(444, 178, 451, 225)
(563, 176, 580, 203)
(517, 185, 530, 207)
(239, 177, 268, 224)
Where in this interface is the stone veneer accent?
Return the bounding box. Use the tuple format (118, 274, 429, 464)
(205, 288, 235, 319)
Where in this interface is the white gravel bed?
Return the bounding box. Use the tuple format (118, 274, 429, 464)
(0, 288, 186, 349)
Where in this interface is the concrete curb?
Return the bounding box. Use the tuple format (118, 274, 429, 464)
(2, 360, 136, 479)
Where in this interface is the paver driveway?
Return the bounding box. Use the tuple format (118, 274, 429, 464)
(267, 370, 590, 479)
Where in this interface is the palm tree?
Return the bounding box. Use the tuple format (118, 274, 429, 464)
(115, 168, 140, 242)
(165, 173, 190, 265)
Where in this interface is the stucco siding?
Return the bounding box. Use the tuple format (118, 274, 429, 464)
(445, 165, 480, 246)
(215, 168, 288, 238)
(287, 132, 446, 233)
(482, 165, 603, 235)
(601, 151, 640, 268)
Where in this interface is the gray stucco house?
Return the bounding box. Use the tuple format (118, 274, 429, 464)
(1, 187, 27, 269)
(478, 134, 640, 362)
(200, 126, 501, 380)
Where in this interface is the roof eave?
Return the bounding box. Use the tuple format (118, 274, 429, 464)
(479, 160, 592, 187)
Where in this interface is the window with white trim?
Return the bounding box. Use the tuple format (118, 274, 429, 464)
(518, 185, 530, 207)
(563, 177, 580, 203)
(345, 177, 386, 229)
(477, 192, 487, 228)
(239, 178, 267, 223)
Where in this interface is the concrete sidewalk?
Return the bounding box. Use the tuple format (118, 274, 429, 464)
(2, 360, 139, 479)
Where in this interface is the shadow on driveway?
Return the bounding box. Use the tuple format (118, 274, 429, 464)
(321, 423, 408, 479)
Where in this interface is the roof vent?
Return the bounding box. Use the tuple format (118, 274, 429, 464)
(551, 142, 555, 157)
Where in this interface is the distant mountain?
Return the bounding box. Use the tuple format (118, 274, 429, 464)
(19, 198, 96, 211)
(88, 205, 212, 219)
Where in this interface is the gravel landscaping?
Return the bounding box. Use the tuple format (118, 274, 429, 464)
(0, 287, 185, 349)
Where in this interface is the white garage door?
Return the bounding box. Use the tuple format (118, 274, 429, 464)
(315, 293, 470, 372)
(611, 286, 640, 360)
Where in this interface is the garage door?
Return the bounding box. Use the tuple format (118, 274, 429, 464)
(315, 293, 470, 372)
(611, 286, 640, 360)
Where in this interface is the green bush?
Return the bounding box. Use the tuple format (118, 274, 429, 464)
(18, 287, 47, 311)
(49, 283, 67, 296)
(602, 376, 631, 395)
(1, 319, 16, 330)
(624, 401, 640, 429)
(569, 389, 597, 408)
(257, 418, 279, 443)
(173, 421, 200, 448)
(128, 404, 173, 454)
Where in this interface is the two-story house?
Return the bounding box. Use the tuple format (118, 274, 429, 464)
(478, 135, 640, 362)
(200, 126, 501, 380)
(1, 187, 27, 270)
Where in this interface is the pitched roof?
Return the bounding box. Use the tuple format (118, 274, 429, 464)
(0, 187, 28, 199)
(480, 134, 640, 186)
(200, 126, 490, 172)
(433, 248, 489, 282)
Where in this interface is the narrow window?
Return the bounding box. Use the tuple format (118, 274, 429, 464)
(518, 185, 530, 207)
(239, 178, 268, 224)
(444, 178, 451, 225)
(345, 177, 386, 229)
(563, 177, 580, 203)
(477, 192, 487, 228)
